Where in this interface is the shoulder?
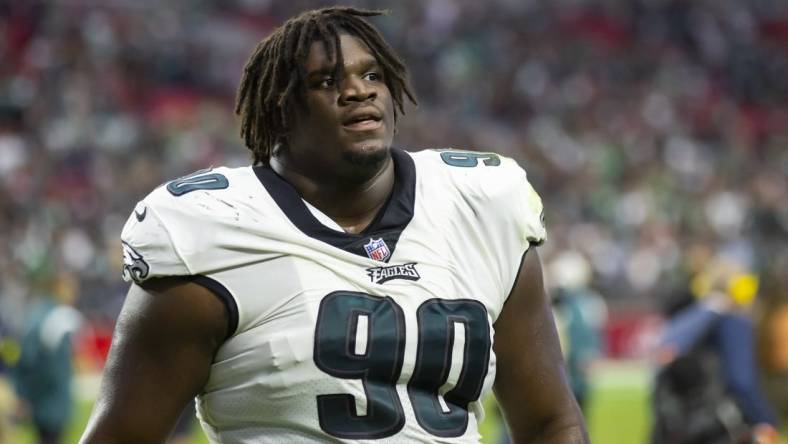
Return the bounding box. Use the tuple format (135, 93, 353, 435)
(131, 165, 272, 236)
(409, 148, 532, 196)
(120, 166, 257, 284)
(409, 148, 546, 246)
(142, 166, 254, 215)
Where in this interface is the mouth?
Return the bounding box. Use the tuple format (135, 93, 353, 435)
(342, 109, 383, 132)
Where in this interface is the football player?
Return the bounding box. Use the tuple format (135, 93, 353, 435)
(81, 7, 587, 444)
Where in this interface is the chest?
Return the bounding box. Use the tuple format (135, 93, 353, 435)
(216, 231, 500, 364)
(206, 247, 498, 439)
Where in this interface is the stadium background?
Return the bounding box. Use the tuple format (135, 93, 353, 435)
(0, 0, 786, 442)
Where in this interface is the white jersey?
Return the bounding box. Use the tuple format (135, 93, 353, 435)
(120, 148, 545, 443)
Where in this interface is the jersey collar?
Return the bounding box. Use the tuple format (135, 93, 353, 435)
(253, 148, 416, 262)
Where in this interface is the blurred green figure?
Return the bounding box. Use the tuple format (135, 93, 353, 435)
(548, 251, 607, 412)
(11, 273, 83, 444)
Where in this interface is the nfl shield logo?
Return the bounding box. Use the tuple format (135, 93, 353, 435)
(363, 238, 390, 262)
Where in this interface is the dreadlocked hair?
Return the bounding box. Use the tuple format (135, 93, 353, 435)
(235, 6, 418, 166)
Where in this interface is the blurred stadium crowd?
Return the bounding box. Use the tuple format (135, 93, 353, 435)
(0, 0, 786, 358)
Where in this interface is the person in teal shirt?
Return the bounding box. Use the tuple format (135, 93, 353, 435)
(548, 251, 607, 412)
(11, 284, 82, 444)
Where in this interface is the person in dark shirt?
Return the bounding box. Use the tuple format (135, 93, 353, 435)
(654, 259, 779, 444)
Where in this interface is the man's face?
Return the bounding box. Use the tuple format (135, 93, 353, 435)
(285, 33, 395, 179)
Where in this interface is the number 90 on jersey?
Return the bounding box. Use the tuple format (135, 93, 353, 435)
(313, 291, 491, 439)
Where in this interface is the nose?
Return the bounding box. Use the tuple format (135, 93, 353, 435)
(339, 75, 376, 104)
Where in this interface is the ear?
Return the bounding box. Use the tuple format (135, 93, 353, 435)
(272, 140, 287, 157)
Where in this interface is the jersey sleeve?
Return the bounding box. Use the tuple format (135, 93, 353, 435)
(120, 198, 191, 284)
(448, 151, 546, 252)
(513, 165, 546, 247)
(491, 157, 547, 306)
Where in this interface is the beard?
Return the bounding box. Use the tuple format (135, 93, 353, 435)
(342, 144, 389, 168)
(337, 144, 391, 186)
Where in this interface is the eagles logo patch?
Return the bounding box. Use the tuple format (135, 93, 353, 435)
(121, 241, 150, 283)
(367, 263, 420, 284)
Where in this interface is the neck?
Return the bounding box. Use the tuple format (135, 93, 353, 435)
(269, 152, 395, 234)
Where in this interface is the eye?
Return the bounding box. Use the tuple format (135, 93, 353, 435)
(316, 77, 335, 89)
(364, 71, 382, 82)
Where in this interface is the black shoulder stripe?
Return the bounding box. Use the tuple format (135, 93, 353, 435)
(187, 275, 239, 339)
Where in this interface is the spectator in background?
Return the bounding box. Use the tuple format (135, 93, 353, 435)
(652, 257, 779, 444)
(10, 272, 83, 444)
(548, 251, 607, 412)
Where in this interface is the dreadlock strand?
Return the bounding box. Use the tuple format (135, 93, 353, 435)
(263, 35, 285, 106)
(260, 33, 289, 156)
(237, 37, 271, 155)
(236, 39, 268, 111)
(325, 21, 346, 86)
(294, 15, 315, 58)
(314, 19, 336, 72)
(329, 6, 384, 18)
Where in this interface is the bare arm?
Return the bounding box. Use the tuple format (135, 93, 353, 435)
(80, 278, 228, 444)
(493, 248, 589, 443)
